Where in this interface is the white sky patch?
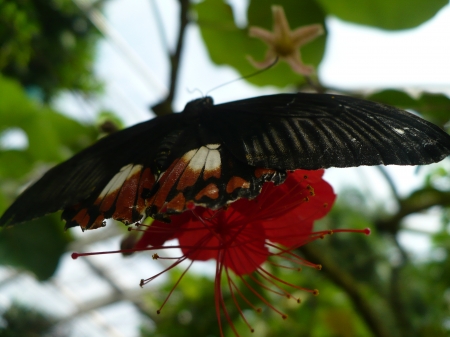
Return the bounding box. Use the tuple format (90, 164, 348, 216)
(398, 210, 443, 262)
(403, 209, 443, 233)
(0, 128, 29, 150)
(320, 6, 450, 91)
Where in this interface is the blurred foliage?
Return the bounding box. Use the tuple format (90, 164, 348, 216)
(0, 0, 102, 101)
(0, 74, 99, 278)
(140, 273, 228, 337)
(0, 0, 450, 337)
(0, 303, 64, 337)
(315, 0, 448, 30)
(0, 214, 71, 280)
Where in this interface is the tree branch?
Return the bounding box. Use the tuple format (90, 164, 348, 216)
(299, 244, 394, 337)
(389, 263, 414, 337)
(152, 0, 190, 116)
(376, 188, 450, 233)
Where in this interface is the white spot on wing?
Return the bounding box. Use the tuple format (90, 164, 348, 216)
(128, 164, 143, 177)
(182, 149, 197, 162)
(99, 164, 134, 198)
(157, 150, 197, 183)
(205, 149, 221, 171)
(206, 143, 220, 150)
(189, 146, 209, 172)
(393, 128, 405, 135)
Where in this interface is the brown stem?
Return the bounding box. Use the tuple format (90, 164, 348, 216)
(152, 0, 190, 116)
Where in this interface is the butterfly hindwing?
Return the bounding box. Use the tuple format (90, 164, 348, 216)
(0, 113, 184, 227)
(62, 164, 156, 230)
(145, 143, 286, 222)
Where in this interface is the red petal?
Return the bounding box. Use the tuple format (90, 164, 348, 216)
(134, 169, 335, 273)
(262, 170, 336, 247)
(134, 213, 189, 248)
(176, 212, 268, 275)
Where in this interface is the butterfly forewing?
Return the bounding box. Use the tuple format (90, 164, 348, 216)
(210, 93, 450, 169)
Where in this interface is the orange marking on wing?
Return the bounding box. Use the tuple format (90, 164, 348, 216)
(72, 209, 89, 230)
(150, 158, 189, 210)
(97, 189, 120, 212)
(73, 209, 105, 230)
(195, 183, 219, 200)
(166, 192, 186, 212)
(177, 165, 202, 190)
(136, 168, 155, 213)
(203, 167, 221, 180)
(89, 215, 105, 229)
(113, 169, 141, 222)
(226, 176, 250, 194)
(254, 168, 276, 178)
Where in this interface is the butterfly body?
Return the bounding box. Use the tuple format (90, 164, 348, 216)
(1, 93, 449, 229)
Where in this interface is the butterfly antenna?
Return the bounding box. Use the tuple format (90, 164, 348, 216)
(206, 57, 279, 96)
(186, 87, 204, 97)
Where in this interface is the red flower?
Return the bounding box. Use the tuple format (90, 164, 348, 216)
(73, 170, 369, 336)
(135, 170, 335, 275)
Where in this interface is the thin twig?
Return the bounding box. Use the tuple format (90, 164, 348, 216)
(376, 166, 400, 202)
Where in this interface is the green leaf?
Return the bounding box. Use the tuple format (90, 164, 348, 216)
(195, 0, 326, 88)
(366, 89, 416, 107)
(97, 109, 126, 133)
(0, 150, 33, 179)
(0, 0, 102, 100)
(0, 214, 71, 280)
(416, 93, 450, 128)
(316, 0, 448, 30)
(367, 89, 450, 128)
(0, 75, 98, 165)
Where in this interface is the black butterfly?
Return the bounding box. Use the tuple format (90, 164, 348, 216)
(1, 93, 450, 230)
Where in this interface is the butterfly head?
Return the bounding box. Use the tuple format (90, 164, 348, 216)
(182, 96, 214, 117)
